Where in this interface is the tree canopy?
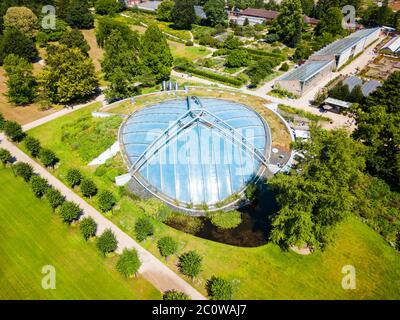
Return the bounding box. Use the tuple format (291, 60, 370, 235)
(3, 6, 38, 37)
(171, 0, 197, 30)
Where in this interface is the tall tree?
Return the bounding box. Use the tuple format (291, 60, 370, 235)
(38, 45, 98, 103)
(157, 0, 175, 22)
(272, 0, 303, 47)
(300, 0, 314, 17)
(140, 24, 173, 84)
(0, 27, 38, 65)
(171, 0, 196, 30)
(66, 0, 94, 29)
(3, 6, 38, 38)
(3, 54, 36, 105)
(316, 7, 344, 37)
(204, 0, 227, 27)
(59, 29, 90, 55)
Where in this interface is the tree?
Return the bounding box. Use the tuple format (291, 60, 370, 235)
(134, 216, 154, 242)
(157, 0, 175, 22)
(0, 148, 11, 166)
(14, 162, 33, 182)
(3, 54, 36, 105)
(59, 201, 81, 223)
(352, 71, 400, 190)
(268, 128, 367, 249)
(348, 85, 364, 103)
(316, 7, 344, 37)
(81, 179, 98, 198)
(66, 0, 94, 29)
(59, 29, 90, 55)
(3, 6, 38, 38)
(30, 175, 48, 198)
(116, 248, 141, 277)
(171, 0, 196, 30)
(0, 28, 38, 65)
(140, 25, 173, 83)
(204, 0, 227, 27)
(243, 17, 249, 26)
(45, 187, 64, 211)
(271, 0, 303, 47)
(98, 190, 116, 212)
(312, 0, 340, 19)
(4, 121, 25, 142)
(225, 49, 248, 68)
(96, 17, 138, 48)
(80, 216, 97, 240)
(38, 45, 98, 104)
(163, 290, 190, 300)
(39, 148, 58, 168)
(66, 168, 82, 187)
(0, 112, 5, 131)
(178, 250, 202, 279)
(300, 0, 314, 16)
(96, 228, 118, 256)
(95, 0, 121, 15)
(206, 276, 233, 300)
(24, 136, 41, 157)
(157, 236, 178, 259)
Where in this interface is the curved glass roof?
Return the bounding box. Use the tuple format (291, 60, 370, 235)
(120, 97, 269, 207)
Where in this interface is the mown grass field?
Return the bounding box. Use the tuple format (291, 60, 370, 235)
(0, 169, 160, 300)
(21, 101, 400, 299)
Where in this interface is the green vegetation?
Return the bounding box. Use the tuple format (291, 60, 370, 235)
(0, 169, 160, 299)
(208, 211, 242, 229)
(80, 216, 97, 240)
(66, 168, 83, 187)
(30, 175, 48, 198)
(58, 201, 81, 224)
(206, 276, 233, 300)
(59, 29, 90, 56)
(0, 148, 11, 166)
(4, 120, 24, 142)
(14, 162, 33, 182)
(171, 0, 196, 30)
(98, 190, 116, 212)
(116, 248, 141, 278)
(96, 228, 118, 256)
(135, 216, 155, 242)
(278, 104, 330, 122)
(163, 290, 190, 300)
(178, 250, 202, 279)
(157, 236, 178, 259)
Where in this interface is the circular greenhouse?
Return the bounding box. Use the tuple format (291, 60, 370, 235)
(119, 96, 271, 213)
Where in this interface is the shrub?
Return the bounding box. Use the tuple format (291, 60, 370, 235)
(209, 210, 242, 229)
(134, 216, 154, 242)
(80, 216, 97, 240)
(59, 201, 81, 224)
(0, 113, 5, 131)
(95, 0, 122, 15)
(279, 62, 289, 72)
(45, 187, 64, 211)
(0, 148, 11, 166)
(116, 248, 141, 278)
(39, 148, 58, 168)
(206, 276, 233, 300)
(157, 236, 178, 258)
(81, 179, 98, 198)
(96, 228, 118, 256)
(185, 40, 194, 46)
(24, 136, 41, 157)
(163, 290, 190, 300)
(97, 190, 116, 212)
(178, 250, 202, 279)
(245, 183, 258, 202)
(30, 175, 48, 198)
(225, 49, 249, 68)
(4, 121, 25, 142)
(14, 162, 33, 182)
(66, 168, 82, 187)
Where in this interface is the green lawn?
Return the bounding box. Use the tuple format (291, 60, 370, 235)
(0, 168, 160, 300)
(22, 102, 400, 299)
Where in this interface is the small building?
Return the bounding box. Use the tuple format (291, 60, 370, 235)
(274, 60, 335, 97)
(310, 27, 381, 69)
(323, 97, 352, 113)
(381, 36, 400, 55)
(236, 8, 279, 25)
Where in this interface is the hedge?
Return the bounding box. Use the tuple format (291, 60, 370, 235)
(244, 48, 286, 61)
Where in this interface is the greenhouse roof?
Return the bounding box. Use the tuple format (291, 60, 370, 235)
(279, 60, 333, 82)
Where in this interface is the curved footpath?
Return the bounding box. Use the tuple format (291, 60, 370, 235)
(0, 134, 206, 300)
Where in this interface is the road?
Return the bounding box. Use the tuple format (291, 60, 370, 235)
(0, 135, 206, 300)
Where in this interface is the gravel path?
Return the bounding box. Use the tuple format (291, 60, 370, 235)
(0, 135, 206, 300)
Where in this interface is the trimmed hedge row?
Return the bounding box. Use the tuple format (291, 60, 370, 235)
(244, 48, 286, 61)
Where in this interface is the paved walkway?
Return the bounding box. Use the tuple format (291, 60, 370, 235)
(0, 135, 206, 300)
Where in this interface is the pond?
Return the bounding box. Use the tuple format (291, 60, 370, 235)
(166, 185, 279, 248)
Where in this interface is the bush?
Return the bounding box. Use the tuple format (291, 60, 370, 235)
(24, 136, 41, 157)
(185, 40, 194, 46)
(0, 148, 11, 166)
(97, 190, 116, 212)
(39, 148, 58, 168)
(209, 210, 242, 229)
(245, 183, 258, 202)
(163, 290, 190, 300)
(0, 113, 5, 131)
(135, 216, 154, 242)
(116, 248, 141, 278)
(45, 187, 64, 211)
(225, 49, 249, 68)
(96, 228, 118, 256)
(206, 276, 233, 300)
(65, 168, 82, 187)
(30, 175, 48, 198)
(80, 216, 97, 240)
(4, 121, 25, 142)
(157, 236, 178, 258)
(279, 62, 289, 72)
(81, 179, 98, 198)
(178, 250, 202, 279)
(95, 0, 122, 15)
(59, 201, 81, 224)
(14, 162, 33, 182)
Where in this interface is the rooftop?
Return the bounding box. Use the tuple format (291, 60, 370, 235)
(362, 80, 382, 96)
(239, 8, 279, 19)
(343, 76, 363, 91)
(278, 60, 333, 82)
(382, 36, 400, 53)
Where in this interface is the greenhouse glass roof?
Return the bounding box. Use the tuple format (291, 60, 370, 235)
(120, 97, 269, 207)
(279, 60, 333, 82)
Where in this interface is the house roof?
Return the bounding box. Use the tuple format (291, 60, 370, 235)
(303, 16, 319, 25)
(343, 76, 363, 91)
(324, 97, 352, 108)
(239, 8, 279, 19)
(382, 36, 400, 53)
(278, 60, 334, 82)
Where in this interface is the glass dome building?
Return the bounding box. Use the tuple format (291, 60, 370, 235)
(119, 96, 271, 212)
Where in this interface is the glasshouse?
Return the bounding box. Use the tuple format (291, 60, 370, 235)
(119, 96, 271, 213)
